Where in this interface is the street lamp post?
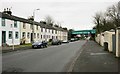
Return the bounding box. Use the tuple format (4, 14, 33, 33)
(60, 24, 62, 40)
(45, 25, 47, 41)
(118, 2, 120, 25)
(32, 9, 40, 43)
(12, 24, 14, 50)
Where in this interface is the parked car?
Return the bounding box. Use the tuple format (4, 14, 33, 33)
(32, 41, 47, 48)
(62, 40, 69, 43)
(70, 38, 75, 42)
(51, 39, 62, 45)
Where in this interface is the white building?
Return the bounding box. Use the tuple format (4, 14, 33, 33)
(0, 11, 68, 47)
(53, 26, 68, 41)
(20, 21, 33, 44)
(39, 22, 57, 42)
(62, 30, 68, 41)
(0, 12, 20, 46)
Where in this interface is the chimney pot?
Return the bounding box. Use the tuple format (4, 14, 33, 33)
(9, 8, 10, 11)
(7, 8, 8, 11)
(4, 8, 6, 11)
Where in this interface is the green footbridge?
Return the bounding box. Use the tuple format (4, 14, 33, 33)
(72, 29, 96, 35)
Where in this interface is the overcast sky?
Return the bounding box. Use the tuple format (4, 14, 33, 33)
(0, 0, 119, 30)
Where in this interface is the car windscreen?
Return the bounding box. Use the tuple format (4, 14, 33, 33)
(53, 40, 58, 42)
(33, 42, 41, 45)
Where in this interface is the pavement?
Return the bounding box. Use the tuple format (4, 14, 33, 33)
(1, 45, 32, 53)
(72, 40, 119, 73)
(2, 40, 86, 72)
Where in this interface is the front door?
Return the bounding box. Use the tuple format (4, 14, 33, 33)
(112, 34, 116, 54)
(2, 31, 6, 44)
(31, 33, 33, 43)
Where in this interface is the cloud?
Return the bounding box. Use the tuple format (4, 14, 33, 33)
(1, 1, 118, 30)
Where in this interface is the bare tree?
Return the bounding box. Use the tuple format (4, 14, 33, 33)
(68, 29, 74, 40)
(45, 15, 54, 25)
(93, 12, 103, 34)
(93, 12, 116, 34)
(106, 4, 119, 27)
(93, 2, 120, 34)
(54, 24, 59, 27)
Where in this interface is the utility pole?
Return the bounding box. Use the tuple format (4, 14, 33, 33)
(60, 24, 62, 41)
(118, 1, 120, 26)
(12, 24, 14, 50)
(32, 9, 40, 43)
(45, 24, 47, 41)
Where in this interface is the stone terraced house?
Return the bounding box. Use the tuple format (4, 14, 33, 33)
(0, 10, 68, 47)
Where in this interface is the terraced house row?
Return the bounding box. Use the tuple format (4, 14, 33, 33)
(0, 10, 68, 47)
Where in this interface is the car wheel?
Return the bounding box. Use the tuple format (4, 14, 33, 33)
(41, 46, 43, 48)
(43, 46, 45, 48)
(45, 45, 47, 48)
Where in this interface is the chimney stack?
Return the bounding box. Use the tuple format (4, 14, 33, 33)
(8, 8, 12, 15)
(3, 8, 12, 15)
(3, 8, 7, 13)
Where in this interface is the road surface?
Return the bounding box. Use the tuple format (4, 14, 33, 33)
(2, 40, 86, 72)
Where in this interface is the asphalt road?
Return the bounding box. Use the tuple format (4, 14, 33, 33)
(73, 41, 118, 72)
(2, 40, 86, 72)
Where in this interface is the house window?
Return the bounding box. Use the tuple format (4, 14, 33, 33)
(22, 32, 26, 38)
(23, 23, 26, 29)
(9, 31, 13, 39)
(45, 29, 47, 32)
(15, 32, 19, 39)
(2, 18, 5, 26)
(52, 30, 54, 34)
(52, 36, 53, 39)
(44, 35, 45, 39)
(49, 35, 50, 38)
(49, 29, 50, 33)
(55, 30, 57, 34)
(47, 35, 49, 38)
(36, 25, 38, 30)
(14, 21, 17, 28)
(27, 32, 30, 38)
(34, 33, 36, 38)
(37, 33, 39, 38)
(11, 24, 13, 28)
(41, 28, 43, 32)
(41, 35, 42, 39)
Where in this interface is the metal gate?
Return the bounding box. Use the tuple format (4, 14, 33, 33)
(112, 34, 116, 54)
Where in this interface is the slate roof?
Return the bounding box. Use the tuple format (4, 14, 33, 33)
(0, 12, 68, 32)
(53, 26, 68, 32)
(0, 12, 33, 24)
(0, 12, 57, 30)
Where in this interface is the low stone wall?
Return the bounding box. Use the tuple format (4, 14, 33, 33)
(95, 34, 100, 44)
(104, 31, 115, 52)
(95, 33, 104, 46)
(93, 28, 120, 58)
(99, 34, 104, 46)
(116, 28, 120, 57)
(95, 31, 115, 52)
